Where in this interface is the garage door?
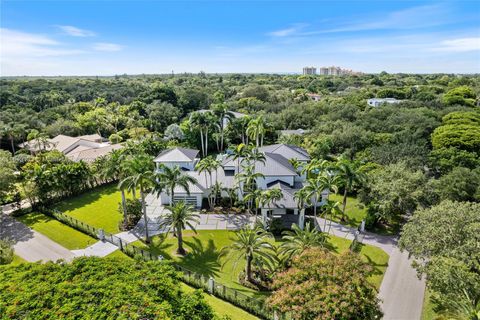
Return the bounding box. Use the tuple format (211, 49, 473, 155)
(173, 196, 198, 206)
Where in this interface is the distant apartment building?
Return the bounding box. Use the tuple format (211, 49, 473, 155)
(315, 66, 361, 76)
(303, 67, 317, 75)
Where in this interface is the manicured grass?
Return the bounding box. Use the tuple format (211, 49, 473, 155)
(53, 184, 126, 234)
(11, 255, 27, 265)
(325, 235, 389, 288)
(17, 212, 96, 250)
(181, 284, 259, 320)
(422, 289, 438, 320)
(103, 249, 132, 260)
(329, 194, 367, 227)
(133, 229, 389, 299)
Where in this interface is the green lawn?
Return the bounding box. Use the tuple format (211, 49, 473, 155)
(53, 184, 126, 234)
(422, 289, 438, 320)
(11, 255, 27, 265)
(329, 194, 367, 228)
(17, 212, 97, 250)
(133, 230, 389, 298)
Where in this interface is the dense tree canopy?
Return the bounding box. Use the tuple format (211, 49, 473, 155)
(0, 257, 215, 319)
(267, 249, 382, 320)
(399, 201, 480, 317)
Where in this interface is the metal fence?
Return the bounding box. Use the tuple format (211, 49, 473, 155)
(40, 207, 284, 320)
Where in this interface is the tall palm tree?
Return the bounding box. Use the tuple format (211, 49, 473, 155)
(323, 200, 343, 234)
(263, 188, 283, 210)
(303, 177, 325, 220)
(294, 187, 312, 211)
(237, 163, 265, 207)
(155, 165, 197, 205)
(280, 222, 326, 262)
(160, 201, 200, 255)
(189, 111, 208, 157)
(119, 154, 155, 243)
(246, 116, 267, 147)
(244, 189, 264, 216)
(220, 226, 275, 283)
(335, 159, 366, 221)
(212, 103, 234, 151)
(231, 143, 249, 173)
(245, 147, 266, 174)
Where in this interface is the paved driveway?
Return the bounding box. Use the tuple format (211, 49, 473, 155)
(0, 215, 74, 262)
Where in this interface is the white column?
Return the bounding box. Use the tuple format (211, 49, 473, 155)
(299, 209, 305, 230)
(261, 209, 268, 224)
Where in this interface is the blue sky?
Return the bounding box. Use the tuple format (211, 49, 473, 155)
(1, 1, 479, 75)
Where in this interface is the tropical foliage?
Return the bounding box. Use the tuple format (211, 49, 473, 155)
(267, 248, 382, 319)
(0, 257, 215, 319)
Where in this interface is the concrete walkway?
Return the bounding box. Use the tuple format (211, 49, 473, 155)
(0, 215, 74, 262)
(72, 231, 141, 257)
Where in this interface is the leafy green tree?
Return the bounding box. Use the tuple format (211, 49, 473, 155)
(267, 249, 382, 319)
(160, 201, 200, 255)
(434, 167, 480, 202)
(362, 162, 426, 222)
(221, 227, 275, 283)
(442, 86, 476, 107)
(399, 201, 480, 316)
(0, 150, 16, 203)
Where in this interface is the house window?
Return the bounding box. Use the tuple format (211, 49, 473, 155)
(224, 169, 235, 176)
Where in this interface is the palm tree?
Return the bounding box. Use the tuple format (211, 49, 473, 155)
(212, 103, 234, 151)
(335, 159, 366, 221)
(237, 163, 265, 208)
(303, 177, 325, 220)
(246, 147, 266, 174)
(160, 201, 200, 255)
(220, 226, 275, 283)
(119, 154, 155, 243)
(246, 116, 267, 147)
(323, 200, 343, 234)
(294, 187, 312, 211)
(189, 111, 208, 157)
(231, 143, 249, 173)
(280, 222, 326, 262)
(439, 289, 480, 320)
(155, 165, 197, 206)
(244, 189, 263, 216)
(263, 188, 283, 210)
(99, 149, 128, 221)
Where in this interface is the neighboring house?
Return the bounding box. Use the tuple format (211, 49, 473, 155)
(153, 144, 328, 228)
(196, 109, 247, 127)
(307, 93, 321, 101)
(279, 129, 310, 136)
(19, 134, 122, 162)
(367, 98, 401, 107)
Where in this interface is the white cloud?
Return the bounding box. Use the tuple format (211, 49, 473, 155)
(57, 25, 95, 37)
(432, 37, 480, 52)
(267, 23, 308, 37)
(93, 42, 123, 52)
(0, 28, 85, 57)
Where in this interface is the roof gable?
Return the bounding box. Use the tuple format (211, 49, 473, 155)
(154, 147, 199, 163)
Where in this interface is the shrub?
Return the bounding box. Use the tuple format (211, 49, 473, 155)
(0, 240, 14, 265)
(0, 257, 215, 319)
